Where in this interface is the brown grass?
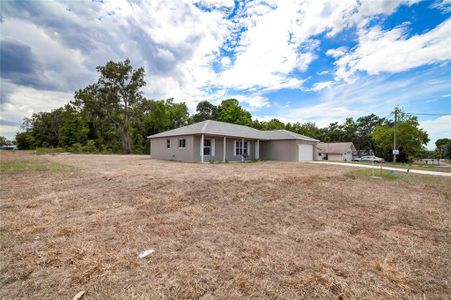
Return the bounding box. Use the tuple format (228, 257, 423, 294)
(1, 151, 450, 299)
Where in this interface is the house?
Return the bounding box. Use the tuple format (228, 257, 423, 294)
(316, 142, 357, 161)
(148, 120, 319, 163)
(0, 145, 17, 150)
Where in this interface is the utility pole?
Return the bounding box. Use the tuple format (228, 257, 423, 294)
(393, 106, 398, 164)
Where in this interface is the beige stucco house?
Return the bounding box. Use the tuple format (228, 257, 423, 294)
(148, 120, 319, 163)
(317, 142, 357, 161)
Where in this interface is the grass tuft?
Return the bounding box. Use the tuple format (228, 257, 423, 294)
(0, 160, 67, 173)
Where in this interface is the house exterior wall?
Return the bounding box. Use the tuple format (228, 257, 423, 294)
(260, 140, 317, 162)
(150, 135, 195, 162)
(328, 154, 343, 161)
(343, 152, 353, 161)
(295, 140, 318, 161)
(151, 135, 317, 163)
(192, 135, 257, 162)
(317, 150, 352, 161)
(261, 140, 297, 161)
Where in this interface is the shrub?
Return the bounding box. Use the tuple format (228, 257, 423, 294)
(70, 143, 83, 153)
(84, 140, 97, 153)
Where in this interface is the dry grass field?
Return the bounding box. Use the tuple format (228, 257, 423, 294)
(1, 151, 450, 299)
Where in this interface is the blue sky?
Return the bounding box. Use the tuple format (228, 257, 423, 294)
(0, 0, 450, 149)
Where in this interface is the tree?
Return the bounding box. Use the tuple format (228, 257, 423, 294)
(341, 117, 358, 142)
(217, 99, 252, 126)
(355, 114, 385, 153)
(166, 98, 189, 128)
(75, 59, 146, 154)
(15, 131, 31, 150)
(371, 113, 429, 162)
(191, 101, 218, 123)
(435, 138, 451, 159)
(0, 136, 8, 145)
(285, 122, 321, 139)
(262, 118, 285, 130)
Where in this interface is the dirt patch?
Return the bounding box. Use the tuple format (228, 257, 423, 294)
(1, 151, 450, 299)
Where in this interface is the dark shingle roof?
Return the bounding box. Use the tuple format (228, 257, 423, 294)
(148, 120, 319, 142)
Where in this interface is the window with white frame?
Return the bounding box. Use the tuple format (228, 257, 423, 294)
(166, 139, 170, 148)
(178, 139, 186, 148)
(235, 141, 249, 156)
(203, 139, 211, 155)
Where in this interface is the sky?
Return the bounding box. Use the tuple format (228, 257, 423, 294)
(0, 0, 450, 149)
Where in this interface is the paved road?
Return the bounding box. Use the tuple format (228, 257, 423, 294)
(310, 161, 451, 177)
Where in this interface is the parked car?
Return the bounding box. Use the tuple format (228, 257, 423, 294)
(353, 155, 384, 163)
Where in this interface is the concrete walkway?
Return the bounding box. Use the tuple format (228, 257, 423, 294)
(310, 161, 451, 177)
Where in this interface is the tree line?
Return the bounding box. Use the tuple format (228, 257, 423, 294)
(11, 59, 445, 162)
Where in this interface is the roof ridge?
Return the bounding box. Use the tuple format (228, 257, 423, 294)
(201, 120, 210, 132)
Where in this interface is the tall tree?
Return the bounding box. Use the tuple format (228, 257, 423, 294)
(371, 112, 429, 162)
(191, 101, 218, 123)
(217, 99, 252, 126)
(166, 98, 189, 128)
(75, 59, 146, 154)
(355, 114, 385, 152)
(435, 138, 451, 159)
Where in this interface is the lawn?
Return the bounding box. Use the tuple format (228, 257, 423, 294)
(1, 151, 450, 299)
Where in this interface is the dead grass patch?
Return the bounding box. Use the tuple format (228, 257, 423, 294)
(0, 152, 450, 299)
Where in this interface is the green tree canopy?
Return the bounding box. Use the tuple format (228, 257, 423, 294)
(190, 101, 219, 123)
(217, 99, 252, 126)
(371, 112, 429, 162)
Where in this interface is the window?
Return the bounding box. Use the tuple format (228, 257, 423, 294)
(203, 139, 211, 155)
(235, 141, 248, 156)
(166, 139, 170, 148)
(178, 139, 186, 148)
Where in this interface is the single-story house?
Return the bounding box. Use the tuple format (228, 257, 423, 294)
(148, 120, 319, 163)
(317, 142, 357, 161)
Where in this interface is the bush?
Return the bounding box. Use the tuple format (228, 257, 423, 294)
(84, 140, 97, 153)
(70, 143, 83, 153)
(100, 144, 113, 154)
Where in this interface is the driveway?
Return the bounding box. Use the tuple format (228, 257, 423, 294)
(310, 161, 451, 177)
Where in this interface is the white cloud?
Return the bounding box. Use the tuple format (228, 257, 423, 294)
(359, 0, 420, 16)
(326, 46, 348, 58)
(420, 116, 451, 149)
(239, 95, 270, 109)
(430, 0, 451, 13)
(334, 19, 451, 81)
(0, 81, 74, 139)
(1, 0, 446, 142)
(254, 66, 451, 138)
(218, 0, 360, 91)
(220, 56, 231, 67)
(310, 81, 335, 91)
(1, 0, 234, 122)
(0, 125, 19, 139)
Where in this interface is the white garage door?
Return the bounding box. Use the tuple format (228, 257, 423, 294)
(298, 144, 313, 161)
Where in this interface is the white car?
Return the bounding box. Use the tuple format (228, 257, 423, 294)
(353, 155, 384, 163)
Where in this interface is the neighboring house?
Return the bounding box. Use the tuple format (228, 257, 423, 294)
(148, 120, 319, 163)
(0, 145, 17, 150)
(317, 142, 357, 161)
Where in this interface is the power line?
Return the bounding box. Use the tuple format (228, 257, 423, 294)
(405, 113, 451, 116)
